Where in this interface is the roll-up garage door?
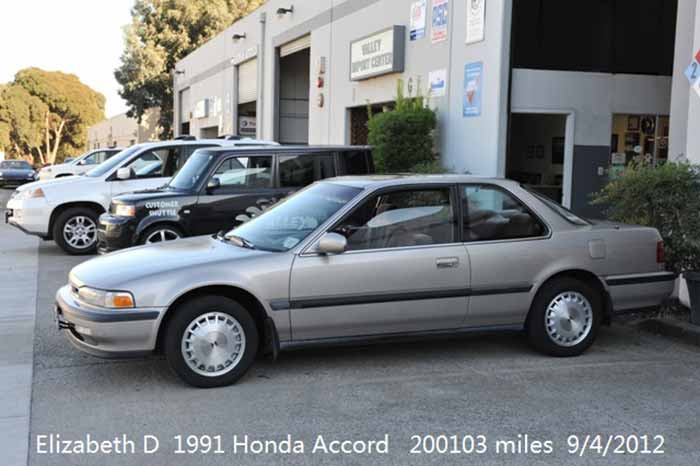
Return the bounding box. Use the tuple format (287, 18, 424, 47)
(279, 34, 311, 58)
(237, 58, 258, 104)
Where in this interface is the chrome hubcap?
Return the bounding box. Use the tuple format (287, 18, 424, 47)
(145, 228, 180, 244)
(63, 216, 97, 249)
(181, 312, 245, 377)
(545, 291, 593, 347)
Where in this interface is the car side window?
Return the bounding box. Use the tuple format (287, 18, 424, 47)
(126, 148, 170, 178)
(341, 150, 372, 175)
(333, 188, 456, 251)
(82, 151, 102, 165)
(279, 153, 335, 188)
(461, 185, 546, 242)
(211, 156, 273, 189)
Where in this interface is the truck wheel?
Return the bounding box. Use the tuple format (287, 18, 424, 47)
(52, 207, 99, 255)
(163, 295, 258, 388)
(526, 278, 602, 357)
(140, 225, 183, 245)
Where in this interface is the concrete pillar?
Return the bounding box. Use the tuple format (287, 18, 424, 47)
(687, 1, 700, 162)
(670, 0, 698, 161)
(442, 0, 512, 176)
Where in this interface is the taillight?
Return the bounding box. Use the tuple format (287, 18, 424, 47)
(656, 240, 665, 264)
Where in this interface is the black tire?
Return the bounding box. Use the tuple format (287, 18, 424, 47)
(163, 295, 258, 388)
(526, 278, 602, 357)
(139, 224, 184, 245)
(52, 207, 100, 255)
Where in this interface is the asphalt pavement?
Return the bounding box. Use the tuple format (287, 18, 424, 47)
(2, 187, 700, 465)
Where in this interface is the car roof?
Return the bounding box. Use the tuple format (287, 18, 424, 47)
(322, 174, 521, 190)
(131, 138, 277, 151)
(201, 144, 371, 158)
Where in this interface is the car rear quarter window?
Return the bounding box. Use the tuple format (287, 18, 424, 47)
(279, 153, 335, 188)
(461, 185, 546, 242)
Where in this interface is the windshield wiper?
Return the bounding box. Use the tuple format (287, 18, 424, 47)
(216, 231, 256, 250)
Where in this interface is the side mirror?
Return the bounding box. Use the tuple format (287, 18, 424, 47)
(206, 177, 221, 193)
(116, 167, 133, 180)
(77, 160, 86, 166)
(317, 232, 347, 255)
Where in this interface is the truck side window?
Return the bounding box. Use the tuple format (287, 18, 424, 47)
(279, 153, 335, 188)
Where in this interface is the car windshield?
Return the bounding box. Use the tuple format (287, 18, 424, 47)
(84, 145, 144, 178)
(168, 150, 215, 190)
(0, 161, 31, 169)
(225, 182, 363, 252)
(527, 189, 590, 226)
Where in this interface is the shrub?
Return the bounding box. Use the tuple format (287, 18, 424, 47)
(409, 159, 452, 174)
(367, 80, 437, 173)
(592, 161, 700, 273)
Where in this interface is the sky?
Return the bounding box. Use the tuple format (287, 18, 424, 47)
(0, 0, 134, 117)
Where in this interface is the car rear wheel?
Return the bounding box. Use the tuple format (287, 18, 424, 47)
(163, 295, 258, 388)
(52, 207, 99, 255)
(526, 278, 602, 357)
(141, 225, 183, 245)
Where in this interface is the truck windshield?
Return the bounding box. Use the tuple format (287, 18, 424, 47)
(168, 151, 215, 190)
(85, 145, 143, 178)
(226, 182, 363, 252)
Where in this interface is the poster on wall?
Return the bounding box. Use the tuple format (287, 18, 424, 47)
(431, 0, 449, 44)
(463, 62, 483, 117)
(684, 59, 699, 85)
(466, 0, 486, 44)
(428, 69, 447, 97)
(239, 116, 256, 136)
(409, 0, 427, 41)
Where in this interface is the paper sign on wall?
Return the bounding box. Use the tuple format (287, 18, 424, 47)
(463, 62, 483, 117)
(428, 69, 447, 97)
(466, 0, 486, 44)
(431, 0, 449, 44)
(696, 49, 700, 64)
(410, 0, 427, 41)
(685, 59, 700, 85)
(694, 78, 700, 99)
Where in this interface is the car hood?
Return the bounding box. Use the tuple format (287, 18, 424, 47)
(112, 188, 185, 205)
(69, 235, 269, 290)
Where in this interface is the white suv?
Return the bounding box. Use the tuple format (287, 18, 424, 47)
(37, 148, 123, 181)
(6, 138, 277, 254)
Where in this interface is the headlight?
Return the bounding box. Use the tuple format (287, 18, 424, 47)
(77, 286, 135, 308)
(0, 171, 4, 177)
(15, 187, 45, 200)
(114, 204, 136, 217)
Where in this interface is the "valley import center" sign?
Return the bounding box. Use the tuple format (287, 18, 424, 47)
(350, 26, 405, 81)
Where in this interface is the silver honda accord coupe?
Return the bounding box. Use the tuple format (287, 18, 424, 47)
(55, 175, 675, 387)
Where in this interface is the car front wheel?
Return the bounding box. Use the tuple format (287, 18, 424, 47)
(141, 225, 183, 245)
(163, 295, 258, 388)
(53, 207, 99, 255)
(526, 278, 602, 357)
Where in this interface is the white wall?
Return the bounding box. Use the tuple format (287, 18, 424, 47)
(512, 69, 672, 146)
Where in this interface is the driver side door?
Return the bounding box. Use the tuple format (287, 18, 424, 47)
(110, 146, 182, 197)
(289, 186, 471, 341)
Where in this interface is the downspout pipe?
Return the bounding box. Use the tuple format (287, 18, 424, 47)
(257, 11, 267, 140)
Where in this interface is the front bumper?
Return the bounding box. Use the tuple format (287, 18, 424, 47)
(0, 176, 35, 186)
(5, 196, 51, 237)
(97, 213, 139, 254)
(55, 284, 165, 357)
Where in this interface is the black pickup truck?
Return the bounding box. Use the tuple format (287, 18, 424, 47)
(97, 145, 373, 253)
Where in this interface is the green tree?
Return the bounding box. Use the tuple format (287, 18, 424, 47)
(0, 83, 49, 163)
(14, 68, 105, 164)
(115, 0, 265, 137)
(367, 80, 438, 173)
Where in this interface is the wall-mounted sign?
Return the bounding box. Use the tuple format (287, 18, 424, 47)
(466, 0, 486, 44)
(431, 0, 449, 44)
(193, 99, 209, 119)
(463, 61, 483, 117)
(428, 69, 447, 97)
(350, 26, 406, 81)
(410, 0, 427, 40)
(239, 116, 256, 136)
(696, 49, 700, 64)
(685, 59, 699, 85)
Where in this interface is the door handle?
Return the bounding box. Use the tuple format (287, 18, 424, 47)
(436, 257, 459, 268)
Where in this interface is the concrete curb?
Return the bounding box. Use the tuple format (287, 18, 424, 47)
(0, 204, 39, 466)
(636, 318, 700, 348)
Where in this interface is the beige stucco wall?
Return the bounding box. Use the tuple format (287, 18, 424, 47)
(87, 108, 161, 149)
